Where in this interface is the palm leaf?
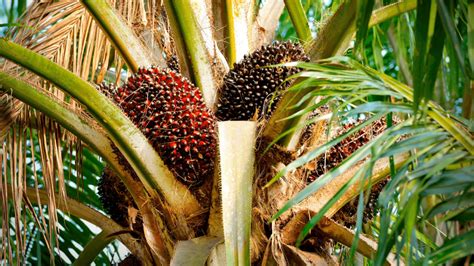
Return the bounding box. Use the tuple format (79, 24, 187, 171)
(270, 57, 473, 264)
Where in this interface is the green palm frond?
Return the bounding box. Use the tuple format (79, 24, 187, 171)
(271, 57, 473, 264)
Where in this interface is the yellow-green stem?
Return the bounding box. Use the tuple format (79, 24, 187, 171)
(284, 0, 312, 43)
(225, 0, 237, 66)
(168, 0, 218, 108)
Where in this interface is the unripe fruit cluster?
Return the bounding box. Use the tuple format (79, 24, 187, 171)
(216, 41, 309, 121)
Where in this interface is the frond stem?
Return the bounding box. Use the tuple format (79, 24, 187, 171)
(225, 0, 236, 66)
(166, 0, 218, 109)
(284, 0, 312, 43)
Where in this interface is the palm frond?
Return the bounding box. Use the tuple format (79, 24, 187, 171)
(165, 0, 225, 109)
(1, 0, 472, 264)
(271, 57, 473, 264)
(283, 0, 312, 43)
(1, 134, 134, 264)
(1, 1, 116, 260)
(354, 0, 375, 55)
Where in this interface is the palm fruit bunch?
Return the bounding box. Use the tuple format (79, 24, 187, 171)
(332, 178, 389, 228)
(97, 67, 216, 235)
(216, 41, 309, 121)
(306, 118, 389, 226)
(307, 118, 387, 182)
(98, 167, 142, 231)
(118, 254, 142, 266)
(109, 67, 217, 186)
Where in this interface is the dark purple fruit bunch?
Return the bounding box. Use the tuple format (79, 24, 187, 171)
(332, 178, 390, 228)
(307, 119, 387, 182)
(216, 41, 309, 121)
(109, 67, 217, 186)
(306, 118, 390, 227)
(98, 167, 142, 230)
(118, 254, 142, 266)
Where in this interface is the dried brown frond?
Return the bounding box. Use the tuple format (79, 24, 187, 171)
(0, 94, 23, 142)
(1, 118, 28, 261)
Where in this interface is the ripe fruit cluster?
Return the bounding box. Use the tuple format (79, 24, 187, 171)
(98, 41, 309, 239)
(216, 41, 309, 121)
(104, 67, 217, 186)
(307, 118, 389, 226)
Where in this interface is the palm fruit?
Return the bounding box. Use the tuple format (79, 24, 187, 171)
(216, 41, 309, 121)
(97, 82, 116, 99)
(166, 54, 180, 73)
(118, 254, 142, 266)
(111, 67, 217, 186)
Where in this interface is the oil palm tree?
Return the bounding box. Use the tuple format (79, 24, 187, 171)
(0, 0, 473, 265)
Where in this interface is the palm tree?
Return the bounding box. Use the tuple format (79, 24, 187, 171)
(0, 0, 473, 265)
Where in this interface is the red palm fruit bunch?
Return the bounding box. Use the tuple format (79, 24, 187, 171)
(216, 41, 309, 121)
(110, 67, 217, 186)
(97, 67, 217, 233)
